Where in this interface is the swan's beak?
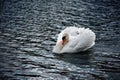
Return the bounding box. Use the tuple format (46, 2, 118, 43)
(62, 40, 65, 45)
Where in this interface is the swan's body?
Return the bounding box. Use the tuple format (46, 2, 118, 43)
(53, 27, 96, 53)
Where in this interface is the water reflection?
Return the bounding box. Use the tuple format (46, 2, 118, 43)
(54, 50, 93, 67)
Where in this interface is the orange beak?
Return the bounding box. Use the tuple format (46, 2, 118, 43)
(62, 40, 65, 45)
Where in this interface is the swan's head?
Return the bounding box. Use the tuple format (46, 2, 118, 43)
(61, 32, 69, 45)
(53, 32, 69, 53)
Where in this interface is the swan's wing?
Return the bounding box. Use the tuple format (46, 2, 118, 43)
(69, 36, 79, 48)
(64, 27, 79, 36)
(63, 28, 95, 52)
(74, 28, 96, 51)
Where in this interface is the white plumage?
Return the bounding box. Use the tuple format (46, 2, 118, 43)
(53, 27, 96, 53)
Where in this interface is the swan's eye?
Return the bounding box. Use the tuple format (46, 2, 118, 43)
(62, 36, 66, 40)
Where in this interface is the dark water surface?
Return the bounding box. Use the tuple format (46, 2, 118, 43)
(0, 0, 120, 80)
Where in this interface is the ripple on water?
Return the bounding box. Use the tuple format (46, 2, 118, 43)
(0, 0, 120, 80)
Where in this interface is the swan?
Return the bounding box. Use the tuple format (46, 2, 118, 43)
(53, 27, 96, 53)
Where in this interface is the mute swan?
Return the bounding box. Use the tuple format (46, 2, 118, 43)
(53, 27, 96, 53)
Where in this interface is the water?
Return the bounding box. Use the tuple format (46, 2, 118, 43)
(0, 0, 120, 80)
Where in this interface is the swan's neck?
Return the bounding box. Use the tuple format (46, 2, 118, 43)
(53, 42, 63, 53)
(53, 40, 68, 53)
(53, 33, 69, 53)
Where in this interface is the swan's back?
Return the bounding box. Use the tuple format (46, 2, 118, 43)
(75, 28, 95, 51)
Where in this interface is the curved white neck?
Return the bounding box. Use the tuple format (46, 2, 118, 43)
(53, 41, 63, 53)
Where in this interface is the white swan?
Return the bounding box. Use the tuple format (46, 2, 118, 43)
(53, 27, 96, 53)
